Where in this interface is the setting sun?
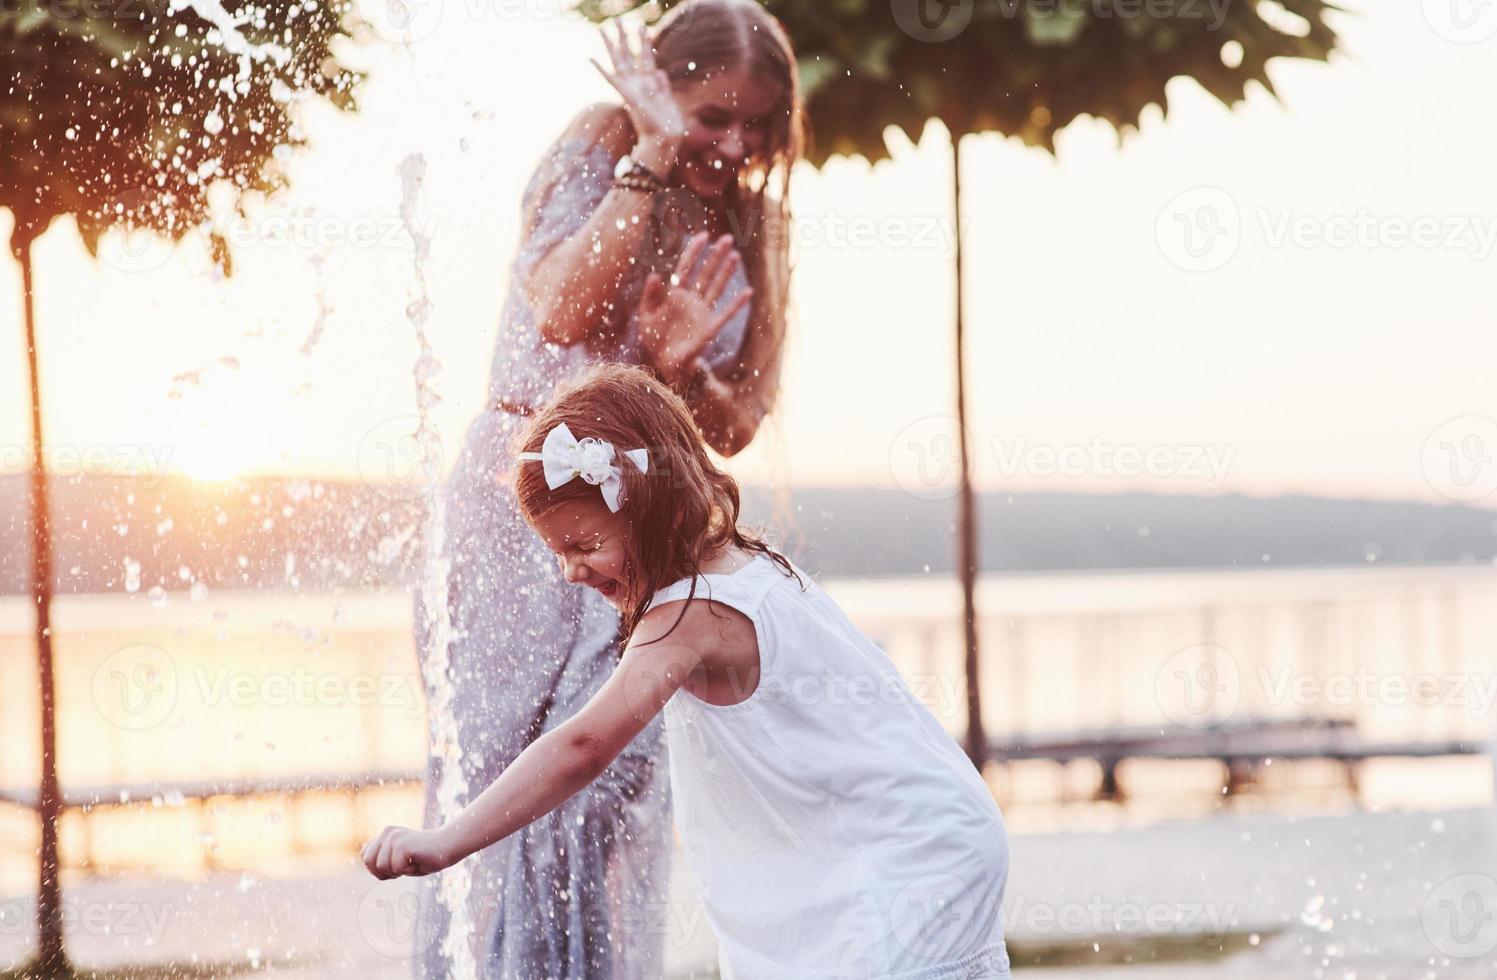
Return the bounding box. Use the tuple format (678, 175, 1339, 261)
(167, 414, 266, 482)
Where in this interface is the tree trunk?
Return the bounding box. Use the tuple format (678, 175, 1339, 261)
(16, 233, 69, 975)
(952, 136, 987, 768)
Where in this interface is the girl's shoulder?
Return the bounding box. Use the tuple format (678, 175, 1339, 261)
(518, 103, 635, 228)
(635, 583, 756, 646)
(552, 103, 635, 165)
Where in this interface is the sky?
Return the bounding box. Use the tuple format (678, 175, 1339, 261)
(1, 0, 1495, 506)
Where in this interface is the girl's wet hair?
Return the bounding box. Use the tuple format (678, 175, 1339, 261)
(513, 361, 799, 646)
(650, 0, 806, 428)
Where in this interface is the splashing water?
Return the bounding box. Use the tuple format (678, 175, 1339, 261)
(299, 252, 334, 358)
(166, 0, 292, 79)
(398, 151, 477, 979)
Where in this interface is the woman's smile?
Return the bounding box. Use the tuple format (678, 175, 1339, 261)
(687, 153, 735, 189)
(667, 64, 779, 199)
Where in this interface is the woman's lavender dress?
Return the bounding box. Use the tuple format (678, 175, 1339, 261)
(412, 135, 752, 979)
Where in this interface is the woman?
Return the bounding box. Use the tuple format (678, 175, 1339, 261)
(412, 2, 805, 976)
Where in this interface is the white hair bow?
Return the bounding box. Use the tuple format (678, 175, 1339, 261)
(518, 422, 649, 513)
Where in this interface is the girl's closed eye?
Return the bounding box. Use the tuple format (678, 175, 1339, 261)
(556, 545, 596, 569)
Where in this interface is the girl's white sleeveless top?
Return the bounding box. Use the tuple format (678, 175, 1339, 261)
(644, 552, 1012, 980)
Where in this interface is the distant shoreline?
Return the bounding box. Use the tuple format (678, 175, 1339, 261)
(3, 474, 1494, 595)
(1, 560, 1491, 632)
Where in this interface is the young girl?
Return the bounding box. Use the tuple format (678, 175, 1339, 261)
(414, 3, 803, 973)
(368, 363, 1012, 979)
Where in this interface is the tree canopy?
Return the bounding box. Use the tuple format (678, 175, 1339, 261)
(2, 0, 362, 259)
(579, 0, 1341, 165)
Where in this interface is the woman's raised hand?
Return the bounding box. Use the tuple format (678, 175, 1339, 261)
(590, 19, 686, 151)
(638, 232, 754, 386)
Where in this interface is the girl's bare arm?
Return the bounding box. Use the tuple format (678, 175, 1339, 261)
(529, 24, 691, 347)
(362, 612, 703, 879)
(523, 115, 679, 347)
(688, 360, 769, 458)
(685, 303, 786, 458)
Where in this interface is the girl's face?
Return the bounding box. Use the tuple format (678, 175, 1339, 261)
(670, 64, 780, 200)
(530, 498, 634, 609)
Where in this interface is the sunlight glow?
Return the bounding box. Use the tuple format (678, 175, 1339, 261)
(167, 414, 268, 482)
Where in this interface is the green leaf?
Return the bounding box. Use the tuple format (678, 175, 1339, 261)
(1024, 6, 1088, 46)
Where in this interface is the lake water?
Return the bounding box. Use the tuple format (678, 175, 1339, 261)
(1, 563, 1494, 892)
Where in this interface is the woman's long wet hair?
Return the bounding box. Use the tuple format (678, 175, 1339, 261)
(650, 0, 806, 419)
(513, 361, 801, 647)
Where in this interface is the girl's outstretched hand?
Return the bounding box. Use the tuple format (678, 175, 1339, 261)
(590, 18, 686, 148)
(362, 825, 454, 880)
(638, 231, 754, 385)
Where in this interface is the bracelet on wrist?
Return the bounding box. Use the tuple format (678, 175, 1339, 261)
(612, 175, 662, 195)
(629, 158, 669, 185)
(611, 157, 669, 195)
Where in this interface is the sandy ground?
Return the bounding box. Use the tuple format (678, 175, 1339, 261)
(3, 806, 1495, 978)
